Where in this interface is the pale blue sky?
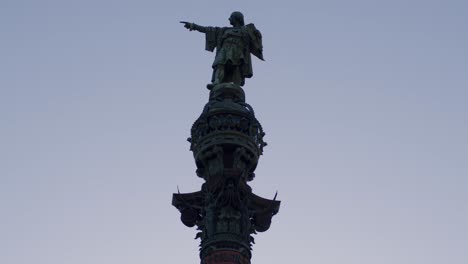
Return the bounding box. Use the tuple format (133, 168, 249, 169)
(1, 1, 467, 264)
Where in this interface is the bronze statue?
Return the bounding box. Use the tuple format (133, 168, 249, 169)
(181, 11, 264, 89)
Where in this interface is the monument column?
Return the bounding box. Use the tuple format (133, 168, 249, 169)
(173, 12, 280, 264)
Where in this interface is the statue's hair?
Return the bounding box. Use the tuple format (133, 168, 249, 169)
(230, 11, 245, 26)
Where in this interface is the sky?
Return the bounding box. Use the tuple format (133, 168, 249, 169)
(1, 0, 467, 263)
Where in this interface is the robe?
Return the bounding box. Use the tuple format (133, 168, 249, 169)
(204, 24, 264, 84)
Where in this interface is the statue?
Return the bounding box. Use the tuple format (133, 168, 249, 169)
(181, 11, 264, 89)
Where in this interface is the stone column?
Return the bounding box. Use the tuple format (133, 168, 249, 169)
(173, 83, 280, 264)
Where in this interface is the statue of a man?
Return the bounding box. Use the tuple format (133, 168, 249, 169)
(181, 12, 264, 89)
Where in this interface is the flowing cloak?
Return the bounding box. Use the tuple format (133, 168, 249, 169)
(204, 23, 264, 82)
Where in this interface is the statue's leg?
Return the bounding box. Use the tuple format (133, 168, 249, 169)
(222, 62, 241, 85)
(231, 66, 243, 86)
(208, 65, 225, 90)
(214, 65, 225, 85)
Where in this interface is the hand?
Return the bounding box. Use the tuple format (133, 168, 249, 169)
(180, 21, 193, 31)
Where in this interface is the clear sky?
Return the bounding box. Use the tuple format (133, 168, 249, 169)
(1, 0, 467, 263)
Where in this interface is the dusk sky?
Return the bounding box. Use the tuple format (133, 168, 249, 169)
(1, 1, 467, 263)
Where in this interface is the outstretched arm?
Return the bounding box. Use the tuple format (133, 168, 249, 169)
(180, 21, 207, 33)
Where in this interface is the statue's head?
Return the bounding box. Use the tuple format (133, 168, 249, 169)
(229, 11, 245, 26)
